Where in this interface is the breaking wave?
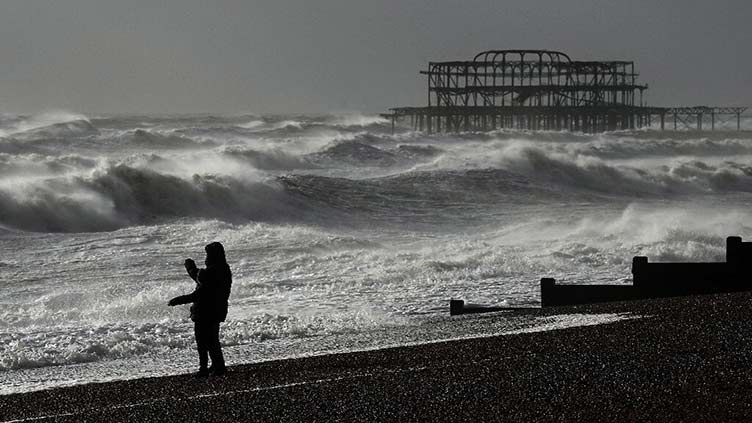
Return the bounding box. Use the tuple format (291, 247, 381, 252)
(1, 112, 752, 233)
(11, 120, 99, 140)
(490, 143, 752, 196)
(3, 148, 752, 232)
(0, 164, 305, 232)
(308, 139, 443, 167)
(112, 129, 216, 149)
(559, 135, 752, 160)
(0, 111, 93, 138)
(223, 147, 317, 170)
(0, 153, 98, 177)
(6, 112, 752, 395)
(0, 307, 398, 370)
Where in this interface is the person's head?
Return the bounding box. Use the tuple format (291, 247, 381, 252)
(204, 242, 227, 266)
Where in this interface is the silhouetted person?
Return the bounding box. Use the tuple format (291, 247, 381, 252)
(168, 242, 232, 377)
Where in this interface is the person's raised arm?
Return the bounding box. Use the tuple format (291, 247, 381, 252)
(168, 259, 205, 306)
(184, 258, 199, 283)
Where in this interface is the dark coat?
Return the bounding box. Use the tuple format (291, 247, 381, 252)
(171, 262, 232, 322)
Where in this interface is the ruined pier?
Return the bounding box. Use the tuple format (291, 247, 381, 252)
(383, 50, 746, 133)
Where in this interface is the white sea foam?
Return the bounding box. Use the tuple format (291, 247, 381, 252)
(0, 111, 90, 137)
(237, 119, 265, 129)
(327, 113, 388, 128)
(2, 114, 752, 393)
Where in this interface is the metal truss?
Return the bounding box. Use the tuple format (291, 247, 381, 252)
(383, 50, 747, 133)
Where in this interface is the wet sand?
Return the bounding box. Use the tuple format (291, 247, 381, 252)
(3, 292, 752, 422)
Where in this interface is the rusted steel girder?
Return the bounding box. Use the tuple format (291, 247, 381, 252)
(385, 50, 747, 133)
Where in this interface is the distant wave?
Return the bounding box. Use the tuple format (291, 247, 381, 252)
(0, 161, 573, 232)
(220, 114, 390, 137)
(3, 151, 752, 232)
(0, 153, 98, 177)
(0, 164, 306, 232)
(493, 143, 752, 196)
(2, 113, 752, 232)
(307, 139, 443, 167)
(11, 119, 99, 140)
(279, 168, 573, 215)
(0, 128, 213, 156)
(236, 119, 265, 129)
(113, 129, 216, 149)
(0, 111, 92, 138)
(0, 112, 392, 148)
(223, 147, 317, 170)
(324, 113, 389, 128)
(561, 135, 752, 160)
(309, 140, 399, 166)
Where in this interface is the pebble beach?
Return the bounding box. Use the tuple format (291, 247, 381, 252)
(3, 291, 752, 422)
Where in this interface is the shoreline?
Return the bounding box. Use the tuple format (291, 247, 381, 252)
(3, 292, 752, 421)
(0, 302, 627, 396)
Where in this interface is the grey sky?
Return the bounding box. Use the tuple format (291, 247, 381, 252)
(1, 0, 749, 114)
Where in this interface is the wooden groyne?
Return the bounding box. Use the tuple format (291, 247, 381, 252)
(450, 236, 752, 314)
(542, 236, 752, 307)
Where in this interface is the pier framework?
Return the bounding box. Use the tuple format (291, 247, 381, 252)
(383, 50, 746, 133)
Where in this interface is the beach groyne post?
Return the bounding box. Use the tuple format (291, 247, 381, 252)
(725, 236, 752, 276)
(632, 256, 648, 288)
(727, 236, 742, 265)
(450, 299, 464, 316)
(540, 278, 556, 307)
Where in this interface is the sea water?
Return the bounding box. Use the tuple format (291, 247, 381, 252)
(1, 112, 751, 393)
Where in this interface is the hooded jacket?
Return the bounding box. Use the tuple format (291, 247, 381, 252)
(170, 242, 232, 322)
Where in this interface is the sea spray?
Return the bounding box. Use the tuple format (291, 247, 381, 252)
(2, 112, 752, 393)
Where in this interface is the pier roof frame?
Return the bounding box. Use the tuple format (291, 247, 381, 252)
(472, 49, 572, 64)
(383, 49, 747, 133)
(420, 49, 643, 111)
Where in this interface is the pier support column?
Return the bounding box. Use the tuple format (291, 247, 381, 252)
(738, 112, 742, 131)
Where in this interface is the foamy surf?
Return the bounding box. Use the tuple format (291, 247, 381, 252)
(2, 112, 752, 393)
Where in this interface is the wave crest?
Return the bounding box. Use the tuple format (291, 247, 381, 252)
(0, 164, 303, 232)
(223, 147, 317, 170)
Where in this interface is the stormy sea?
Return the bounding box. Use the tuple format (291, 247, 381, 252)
(2, 111, 751, 394)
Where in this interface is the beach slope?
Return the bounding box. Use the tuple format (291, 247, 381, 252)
(3, 292, 752, 422)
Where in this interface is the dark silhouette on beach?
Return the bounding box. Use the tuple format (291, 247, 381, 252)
(169, 242, 232, 377)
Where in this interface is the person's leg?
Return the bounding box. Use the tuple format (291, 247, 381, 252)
(207, 321, 226, 374)
(194, 322, 209, 375)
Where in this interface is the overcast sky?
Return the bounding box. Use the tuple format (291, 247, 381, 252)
(1, 0, 750, 114)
